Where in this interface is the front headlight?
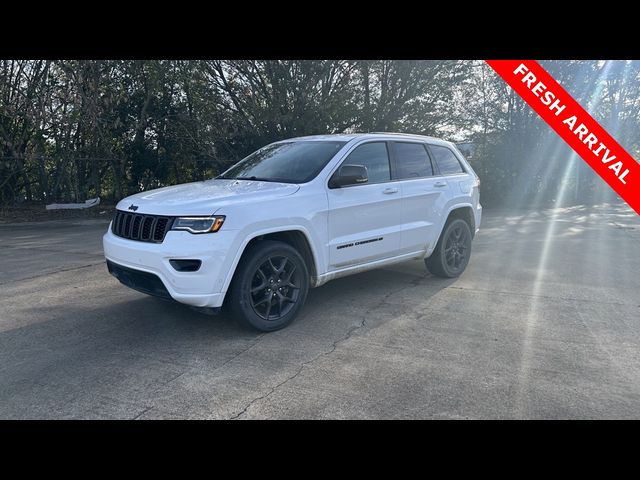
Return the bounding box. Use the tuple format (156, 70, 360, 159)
(172, 216, 225, 234)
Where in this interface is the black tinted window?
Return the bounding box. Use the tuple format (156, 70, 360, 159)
(343, 142, 391, 184)
(394, 142, 433, 179)
(220, 141, 346, 183)
(430, 145, 464, 175)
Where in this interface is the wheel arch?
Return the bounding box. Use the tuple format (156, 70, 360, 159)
(221, 227, 320, 299)
(427, 203, 476, 257)
(445, 204, 476, 235)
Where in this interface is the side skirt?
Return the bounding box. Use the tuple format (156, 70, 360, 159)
(312, 250, 426, 287)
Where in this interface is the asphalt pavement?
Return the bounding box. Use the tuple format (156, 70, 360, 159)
(1, 204, 639, 419)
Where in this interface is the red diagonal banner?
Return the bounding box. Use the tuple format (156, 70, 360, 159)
(486, 60, 640, 215)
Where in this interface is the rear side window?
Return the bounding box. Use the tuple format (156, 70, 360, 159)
(430, 145, 465, 175)
(393, 142, 433, 179)
(342, 142, 391, 184)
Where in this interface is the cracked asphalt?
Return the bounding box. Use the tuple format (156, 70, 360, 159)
(1, 204, 639, 419)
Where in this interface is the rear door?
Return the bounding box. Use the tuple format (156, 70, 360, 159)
(389, 141, 446, 254)
(326, 141, 402, 269)
(427, 143, 472, 202)
(427, 142, 473, 232)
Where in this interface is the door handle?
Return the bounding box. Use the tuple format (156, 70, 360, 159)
(382, 187, 399, 194)
(433, 181, 448, 188)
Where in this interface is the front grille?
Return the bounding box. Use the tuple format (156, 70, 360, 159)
(112, 210, 174, 243)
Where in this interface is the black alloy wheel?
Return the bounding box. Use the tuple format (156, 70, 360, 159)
(229, 240, 309, 331)
(250, 255, 301, 321)
(443, 223, 470, 274)
(425, 218, 473, 278)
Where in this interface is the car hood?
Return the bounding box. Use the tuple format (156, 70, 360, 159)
(115, 179, 300, 216)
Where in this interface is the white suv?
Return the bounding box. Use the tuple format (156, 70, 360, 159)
(103, 133, 482, 331)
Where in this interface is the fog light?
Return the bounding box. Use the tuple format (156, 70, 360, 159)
(169, 259, 202, 272)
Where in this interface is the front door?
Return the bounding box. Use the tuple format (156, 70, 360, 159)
(327, 142, 402, 269)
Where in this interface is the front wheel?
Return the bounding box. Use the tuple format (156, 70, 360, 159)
(425, 218, 472, 278)
(228, 240, 309, 332)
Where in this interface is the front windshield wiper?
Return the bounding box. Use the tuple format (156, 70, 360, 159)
(234, 176, 278, 182)
(215, 175, 294, 183)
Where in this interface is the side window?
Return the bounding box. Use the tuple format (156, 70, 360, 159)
(341, 142, 391, 184)
(430, 145, 465, 175)
(393, 142, 433, 179)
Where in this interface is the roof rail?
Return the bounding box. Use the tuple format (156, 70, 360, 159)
(367, 132, 413, 135)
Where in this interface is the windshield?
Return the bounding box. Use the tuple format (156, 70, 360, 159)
(218, 141, 347, 183)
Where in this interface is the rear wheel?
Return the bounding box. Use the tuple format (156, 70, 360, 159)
(425, 218, 472, 278)
(229, 240, 309, 332)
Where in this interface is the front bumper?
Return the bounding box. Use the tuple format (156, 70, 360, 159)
(107, 260, 174, 300)
(103, 225, 238, 308)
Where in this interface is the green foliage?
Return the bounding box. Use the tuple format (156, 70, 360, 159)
(0, 60, 638, 207)
(461, 60, 640, 208)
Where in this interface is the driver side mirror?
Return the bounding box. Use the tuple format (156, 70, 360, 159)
(329, 164, 368, 188)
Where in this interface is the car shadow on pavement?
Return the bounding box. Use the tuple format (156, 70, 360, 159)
(7, 259, 455, 345)
(0, 261, 458, 418)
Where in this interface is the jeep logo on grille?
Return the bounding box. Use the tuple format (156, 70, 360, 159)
(128, 204, 139, 211)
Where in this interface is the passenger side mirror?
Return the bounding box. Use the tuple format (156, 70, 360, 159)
(329, 164, 368, 188)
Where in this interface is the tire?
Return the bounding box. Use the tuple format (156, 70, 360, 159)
(425, 218, 473, 278)
(228, 240, 309, 332)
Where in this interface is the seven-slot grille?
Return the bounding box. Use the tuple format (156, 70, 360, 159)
(112, 210, 174, 243)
